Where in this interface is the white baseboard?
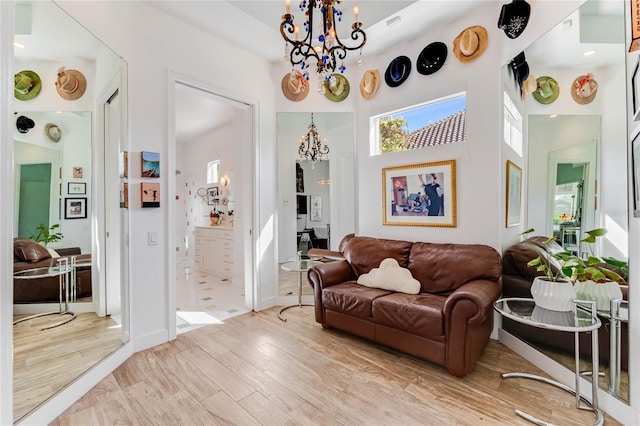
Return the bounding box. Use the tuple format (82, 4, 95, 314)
(133, 328, 169, 352)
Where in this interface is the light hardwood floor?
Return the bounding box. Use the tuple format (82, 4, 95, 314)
(51, 307, 621, 426)
(13, 312, 122, 422)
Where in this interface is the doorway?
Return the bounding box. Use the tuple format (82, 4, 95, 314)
(168, 77, 255, 338)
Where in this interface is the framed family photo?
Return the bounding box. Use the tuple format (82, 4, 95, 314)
(64, 197, 87, 219)
(505, 160, 522, 227)
(382, 160, 456, 227)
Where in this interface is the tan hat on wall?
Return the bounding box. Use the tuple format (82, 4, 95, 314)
(55, 66, 87, 100)
(45, 123, 62, 143)
(571, 74, 598, 105)
(359, 69, 380, 99)
(281, 70, 309, 102)
(453, 25, 488, 63)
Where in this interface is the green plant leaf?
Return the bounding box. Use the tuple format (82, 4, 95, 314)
(586, 227, 607, 237)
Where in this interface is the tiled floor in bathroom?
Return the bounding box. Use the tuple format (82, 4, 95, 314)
(175, 258, 249, 334)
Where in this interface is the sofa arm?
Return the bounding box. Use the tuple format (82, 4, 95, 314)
(444, 279, 502, 325)
(307, 260, 354, 291)
(308, 260, 355, 324)
(443, 279, 502, 377)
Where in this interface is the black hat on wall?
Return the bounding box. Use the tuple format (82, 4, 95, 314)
(385, 56, 412, 87)
(16, 115, 35, 133)
(416, 42, 448, 75)
(498, 0, 531, 39)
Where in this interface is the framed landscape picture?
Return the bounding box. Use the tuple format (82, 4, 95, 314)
(64, 197, 87, 219)
(506, 160, 522, 227)
(382, 160, 457, 227)
(141, 151, 160, 178)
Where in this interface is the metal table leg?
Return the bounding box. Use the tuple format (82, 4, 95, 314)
(278, 270, 313, 322)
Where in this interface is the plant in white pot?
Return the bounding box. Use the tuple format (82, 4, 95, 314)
(520, 229, 579, 312)
(571, 228, 626, 312)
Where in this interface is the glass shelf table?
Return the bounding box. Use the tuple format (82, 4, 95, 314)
(278, 259, 322, 322)
(494, 297, 603, 426)
(13, 258, 76, 330)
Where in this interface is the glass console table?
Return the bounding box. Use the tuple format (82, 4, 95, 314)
(494, 297, 603, 426)
(13, 258, 76, 330)
(278, 259, 322, 322)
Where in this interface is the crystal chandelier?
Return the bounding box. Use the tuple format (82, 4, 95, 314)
(299, 113, 329, 166)
(281, 0, 366, 88)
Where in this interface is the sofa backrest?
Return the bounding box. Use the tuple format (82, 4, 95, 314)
(343, 236, 413, 277)
(502, 236, 564, 280)
(408, 242, 502, 293)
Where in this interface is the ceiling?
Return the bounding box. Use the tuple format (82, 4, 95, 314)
(14, 1, 625, 143)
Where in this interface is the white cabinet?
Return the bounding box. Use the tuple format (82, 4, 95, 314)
(194, 227, 234, 278)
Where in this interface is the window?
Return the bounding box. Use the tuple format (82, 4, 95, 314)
(503, 92, 523, 156)
(372, 93, 466, 155)
(207, 160, 220, 184)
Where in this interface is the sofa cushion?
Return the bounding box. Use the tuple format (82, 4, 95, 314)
(14, 238, 52, 263)
(323, 282, 392, 319)
(408, 242, 502, 294)
(372, 293, 445, 338)
(343, 236, 413, 277)
(357, 258, 420, 294)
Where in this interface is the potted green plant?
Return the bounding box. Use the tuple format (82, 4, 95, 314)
(209, 208, 224, 226)
(519, 228, 578, 312)
(29, 223, 63, 247)
(227, 209, 234, 227)
(571, 228, 625, 311)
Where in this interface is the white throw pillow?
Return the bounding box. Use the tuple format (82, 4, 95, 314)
(357, 258, 421, 294)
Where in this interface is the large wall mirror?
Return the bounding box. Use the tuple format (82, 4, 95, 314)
(12, 1, 128, 422)
(502, 0, 628, 403)
(276, 112, 355, 293)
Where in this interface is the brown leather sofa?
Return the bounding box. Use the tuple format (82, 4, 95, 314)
(502, 236, 628, 369)
(308, 236, 503, 377)
(14, 238, 92, 303)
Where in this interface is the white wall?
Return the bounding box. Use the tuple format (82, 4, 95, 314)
(56, 1, 278, 352)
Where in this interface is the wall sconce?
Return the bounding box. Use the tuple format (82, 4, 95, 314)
(220, 176, 230, 187)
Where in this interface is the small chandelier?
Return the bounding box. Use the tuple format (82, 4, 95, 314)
(281, 0, 366, 86)
(299, 113, 329, 166)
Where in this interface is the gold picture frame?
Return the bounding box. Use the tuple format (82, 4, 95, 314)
(506, 160, 522, 227)
(382, 160, 456, 227)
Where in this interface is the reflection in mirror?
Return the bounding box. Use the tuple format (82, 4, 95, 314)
(277, 112, 355, 295)
(502, 0, 628, 404)
(12, 1, 128, 422)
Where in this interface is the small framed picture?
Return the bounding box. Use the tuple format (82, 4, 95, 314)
(633, 132, 640, 217)
(73, 166, 83, 178)
(141, 151, 160, 178)
(207, 186, 219, 205)
(505, 160, 523, 227)
(68, 182, 86, 195)
(64, 197, 87, 219)
(119, 151, 129, 178)
(633, 56, 640, 121)
(141, 182, 160, 208)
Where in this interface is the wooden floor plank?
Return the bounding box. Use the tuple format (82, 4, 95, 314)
(52, 307, 622, 426)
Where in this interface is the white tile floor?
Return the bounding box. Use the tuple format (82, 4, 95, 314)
(175, 258, 249, 335)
